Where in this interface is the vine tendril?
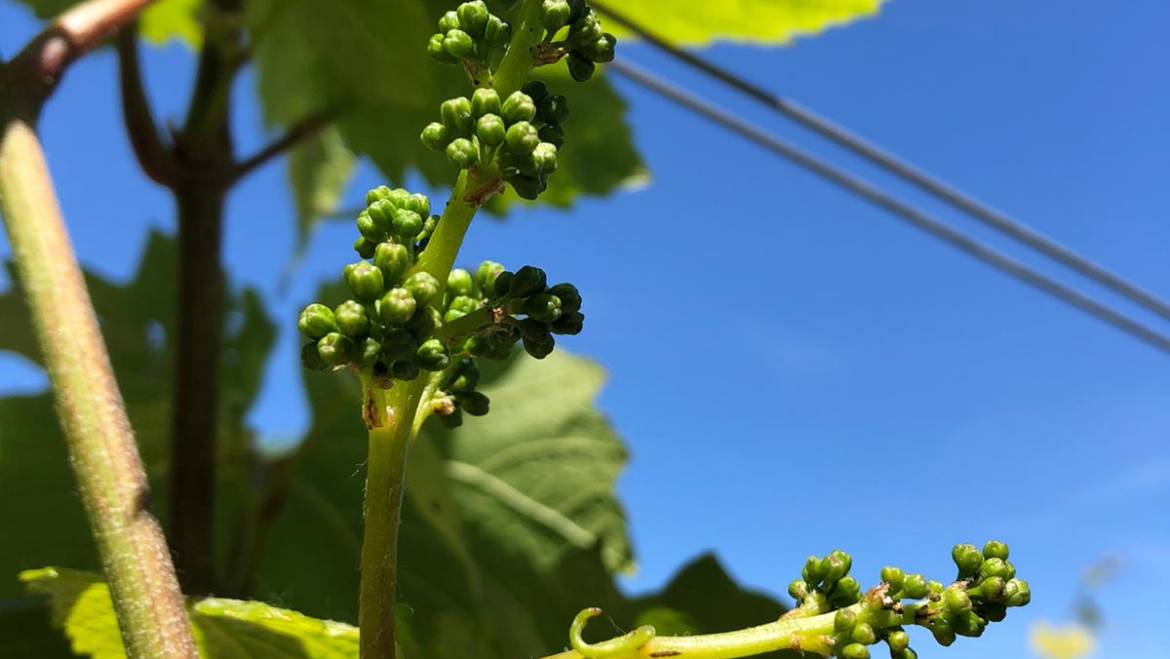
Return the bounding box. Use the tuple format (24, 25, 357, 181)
(570, 608, 657, 659)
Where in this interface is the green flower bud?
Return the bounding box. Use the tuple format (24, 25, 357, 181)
(471, 88, 502, 117)
(887, 630, 910, 652)
(391, 358, 421, 381)
(929, 619, 956, 647)
(476, 261, 506, 296)
(943, 588, 972, 613)
(446, 137, 480, 169)
(788, 579, 809, 601)
(444, 295, 480, 322)
(301, 342, 328, 371)
(983, 540, 1009, 560)
(580, 32, 617, 63)
(457, 1, 489, 35)
(509, 265, 547, 298)
(366, 185, 393, 205)
(822, 550, 852, 585)
(441, 97, 475, 136)
(521, 80, 549, 104)
(540, 0, 571, 32)
(374, 242, 412, 284)
(476, 114, 507, 146)
(461, 391, 490, 416)
(369, 199, 397, 231)
(354, 237, 377, 259)
(428, 34, 456, 63)
(421, 122, 452, 151)
(952, 611, 987, 638)
(438, 10, 461, 33)
(357, 337, 381, 367)
(929, 580, 945, 596)
(443, 29, 477, 59)
(417, 338, 451, 371)
(380, 288, 418, 325)
(979, 558, 1011, 580)
(508, 173, 545, 200)
(523, 293, 562, 322)
(902, 574, 929, 599)
(405, 272, 442, 307)
(567, 52, 595, 82)
(1007, 579, 1031, 607)
(418, 215, 438, 243)
(405, 193, 430, 218)
(840, 643, 869, 659)
(537, 94, 569, 124)
(550, 310, 584, 335)
(979, 576, 1006, 601)
(893, 650, 917, 659)
(530, 141, 558, 174)
(393, 209, 425, 242)
(501, 91, 538, 124)
(299, 303, 339, 339)
(356, 210, 383, 243)
(831, 576, 861, 605)
(851, 623, 876, 645)
(538, 122, 565, 148)
(833, 608, 856, 633)
(448, 364, 480, 394)
(952, 544, 983, 579)
(407, 306, 441, 339)
(504, 121, 540, 155)
(880, 566, 904, 589)
(568, 10, 603, 48)
(334, 300, 369, 337)
(346, 262, 385, 302)
(485, 14, 511, 44)
(447, 268, 476, 298)
(802, 556, 824, 586)
(317, 332, 353, 367)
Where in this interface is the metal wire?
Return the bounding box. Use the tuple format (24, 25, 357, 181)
(592, 1, 1170, 323)
(609, 59, 1170, 355)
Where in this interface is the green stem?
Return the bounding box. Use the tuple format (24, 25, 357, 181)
(492, 0, 545, 95)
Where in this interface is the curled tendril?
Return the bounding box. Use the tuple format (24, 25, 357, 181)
(570, 607, 657, 658)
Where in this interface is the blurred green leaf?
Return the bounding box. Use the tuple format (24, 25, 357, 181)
(21, 568, 360, 659)
(0, 231, 274, 597)
(140, 0, 202, 48)
(602, 0, 886, 46)
(288, 126, 357, 251)
(0, 597, 76, 658)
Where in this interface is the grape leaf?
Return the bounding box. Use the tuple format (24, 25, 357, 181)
(288, 126, 357, 250)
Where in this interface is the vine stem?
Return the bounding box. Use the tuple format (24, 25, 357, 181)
(0, 1, 198, 656)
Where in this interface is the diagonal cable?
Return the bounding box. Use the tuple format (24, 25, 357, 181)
(609, 60, 1170, 356)
(592, 1, 1170, 323)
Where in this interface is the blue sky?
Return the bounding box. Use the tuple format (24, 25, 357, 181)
(3, 1, 1170, 657)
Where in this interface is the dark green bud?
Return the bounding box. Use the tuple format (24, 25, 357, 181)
(880, 566, 904, 589)
(802, 556, 824, 586)
(391, 358, 421, 381)
(447, 269, 476, 298)
(510, 265, 547, 298)
(981, 603, 1007, 622)
(448, 364, 480, 394)
(521, 80, 549, 104)
(822, 550, 852, 585)
(366, 185, 393, 205)
(443, 29, 477, 59)
(501, 91, 537, 124)
(457, 1, 489, 35)
(887, 631, 910, 653)
(299, 303, 339, 339)
(446, 137, 480, 169)
(520, 319, 554, 359)
(567, 52, 595, 82)
(833, 608, 856, 633)
(902, 574, 929, 599)
(407, 306, 441, 339)
(374, 242, 412, 284)
(788, 579, 809, 601)
(893, 650, 917, 659)
(493, 270, 514, 297)
(438, 10, 461, 33)
(550, 310, 584, 335)
(540, 0, 571, 32)
(405, 272, 442, 307)
(441, 97, 475, 136)
(393, 209, 425, 241)
(421, 122, 451, 151)
(537, 94, 569, 124)
(485, 14, 511, 44)
(929, 619, 956, 647)
(356, 210, 383, 243)
(346, 262, 385, 302)
(461, 391, 490, 416)
(357, 337, 382, 367)
(952, 611, 987, 638)
(943, 588, 972, 613)
(428, 34, 456, 63)
(568, 10, 603, 48)
(417, 338, 451, 371)
(317, 333, 353, 367)
(471, 88, 502, 117)
(508, 173, 545, 200)
(538, 122, 565, 147)
(380, 288, 417, 325)
(840, 643, 869, 659)
(523, 332, 555, 359)
(476, 261, 506, 296)
(334, 300, 369, 337)
(983, 540, 1009, 560)
(547, 283, 580, 312)
(504, 121, 540, 154)
(952, 544, 983, 579)
(380, 327, 418, 361)
(979, 558, 1011, 580)
(851, 623, 876, 645)
(354, 237, 377, 258)
(301, 342, 328, 371)
(523, 293, 562, 322)
(579, 32, 617, 63)
(476, 114, 507, 146)
(441, 408, 464, 428)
